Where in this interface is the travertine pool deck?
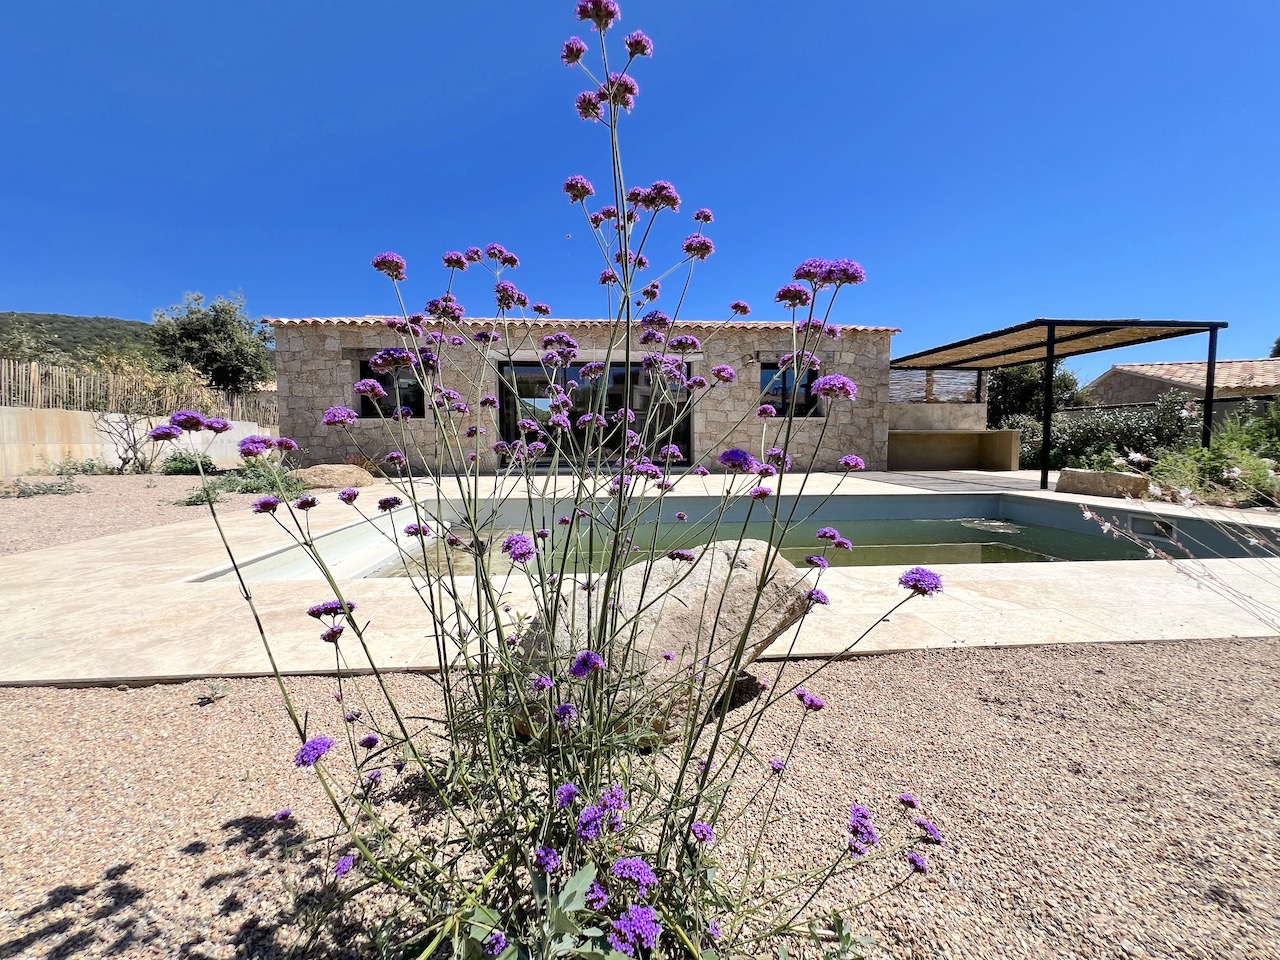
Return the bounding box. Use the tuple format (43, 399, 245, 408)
(2, 469, 1278, 686)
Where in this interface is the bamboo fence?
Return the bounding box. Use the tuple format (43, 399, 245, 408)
(0, 358, 278, 425)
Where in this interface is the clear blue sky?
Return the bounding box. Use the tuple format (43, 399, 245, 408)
(3, 1, 1276, 383)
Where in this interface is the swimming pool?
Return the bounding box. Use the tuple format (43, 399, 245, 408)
(199, 491, 1268, 583)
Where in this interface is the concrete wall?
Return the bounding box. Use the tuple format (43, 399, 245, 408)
(0, 407, 274, 475)
(885, 402, 987, 431)
(275, 320, 893, 471)
(887, 428, 1021, 471)
(1087, 371, 1184, 405)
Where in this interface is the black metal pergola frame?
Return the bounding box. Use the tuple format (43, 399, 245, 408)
(891, 318, 1229, 489)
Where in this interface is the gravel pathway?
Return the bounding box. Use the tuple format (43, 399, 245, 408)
(0, 475, 260, 555)
(1, 638, 1276, 959)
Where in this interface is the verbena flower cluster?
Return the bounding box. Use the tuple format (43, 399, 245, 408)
(154, 5, 953, 957)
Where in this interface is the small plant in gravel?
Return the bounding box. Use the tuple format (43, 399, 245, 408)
(3, 476, 85, 498)
(161, 449, 216, 475)
(28, 455, 116, 476)
(153, 7, 951, 958)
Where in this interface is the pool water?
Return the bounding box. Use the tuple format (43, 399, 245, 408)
(372, 516, 1148, 578)
(582, 517, 1149, 567)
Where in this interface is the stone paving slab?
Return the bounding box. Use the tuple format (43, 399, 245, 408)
(2, 470, 1277, 686)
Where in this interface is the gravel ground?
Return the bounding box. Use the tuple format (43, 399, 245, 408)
(0, 474, 260, 555)
(1, 638, 1277, 960)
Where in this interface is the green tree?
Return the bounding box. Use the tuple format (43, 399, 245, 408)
(0, 315, 76, 365)
(1270, 336, 1280, 358)
(150, 292, 274, 393)
(986, 360, 1089, 428)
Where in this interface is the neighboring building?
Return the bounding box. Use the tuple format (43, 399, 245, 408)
(271, 316, 898, 471)
(1086, 359, 1280, 405)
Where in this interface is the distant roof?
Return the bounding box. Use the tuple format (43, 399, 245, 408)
(891, 318, 1225, 370)
(1089, 359, 1280, 396)
(267, 316, 900, 334)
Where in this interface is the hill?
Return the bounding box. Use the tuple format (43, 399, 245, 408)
(0, 311, 155, 361)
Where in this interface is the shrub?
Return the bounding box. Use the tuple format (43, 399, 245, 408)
(151, 9, 949, 958)
(1006, 389, 1200, 469)
(160, 450, 216, 475)
(29, 456, 116, 476)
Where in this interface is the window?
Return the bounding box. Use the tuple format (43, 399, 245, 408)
(759, 364, 820, 417)
(357, 360, 426, 418)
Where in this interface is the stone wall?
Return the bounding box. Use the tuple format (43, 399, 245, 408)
(884, 402, 987, 431)
(275, 320, 893, 471)
(1086, 370, 1180, 405)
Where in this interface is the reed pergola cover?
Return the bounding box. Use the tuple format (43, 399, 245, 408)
(891, 318, 1228, 488)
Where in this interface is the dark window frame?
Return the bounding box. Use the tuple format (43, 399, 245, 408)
(357, 360, 427, 419)
(759, 363, 822, 418)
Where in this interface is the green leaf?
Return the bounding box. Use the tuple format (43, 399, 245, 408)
(548, 906, 583, 937)
(556, 862, 598, 913)
(778, 943, 790, 960)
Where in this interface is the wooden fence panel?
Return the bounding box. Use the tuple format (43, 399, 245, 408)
(0, 358, 277, 425)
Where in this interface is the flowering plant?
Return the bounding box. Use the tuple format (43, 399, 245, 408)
(155, 4, 948, 957)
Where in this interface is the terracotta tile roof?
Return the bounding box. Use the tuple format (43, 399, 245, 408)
(267, 315, 900, 334)
(1108, 359, 1280, 393)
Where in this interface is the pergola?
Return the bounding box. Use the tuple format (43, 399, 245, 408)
(891, 318, 1229, 489)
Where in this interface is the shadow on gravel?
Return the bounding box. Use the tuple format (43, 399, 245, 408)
(0, 815, 370, 959)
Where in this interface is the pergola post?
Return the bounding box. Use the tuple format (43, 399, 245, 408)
(1202, 327, 1218, 448)
(1040, 325, 1056, 490)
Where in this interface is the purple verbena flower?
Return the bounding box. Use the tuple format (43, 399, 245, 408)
(717, 448, 757, 472)
(570, 650, 605, 677)
(575, 0, 620, 32)
(668, 549, 696, 562)
(294, 735, 336, 768)
(252, 495, 279, 514)
(377, 495, 402, 512)
(352, 378, 387, 399)
(682, 234, 714, 260)
(238, 435, 273, 457)
(168, 409, 206, 431)
(608, 905, 661, 958)
(502, 533, 538, 564)
(322, 406, 358, 427)
(848, 804, 881, 856)
(555, 783, 579, 808)
(532, 675, 554, 693)
(899, 567, 943, 596)
(383, 451, 407, 468)
(358, 734, 378, 749)
(914, 817, 946, 845)
(729, 299, 750, 315)
(748, 486, 773, 500)
(294, 495, 318, 511)
(839, 454, 866, 471)
(336, 488, 359, 505)
(553, 703, 579, 729)
(805, 555, 830, 569)
(824, 259, 866, 285)
(906, 851, 929, 874)
(795, 688, 826, 711)
(484, 932, 508, 956)
(813, 374, 857, 400)
(334, 853, 356, 877)
(371, 252, 406, 281)
(533, 845, 562, 872)
(775, 283, 812, 308)
(273, 808, 293, 822)
(806, 588, 830, 605)
(148, 423, 183, 442)
(769, 758, 786, 773)
(899, 792, 920, 809)
(586, 882, 609, 910)
(710, 364, 735, 383)
(624, 30, 653, 57)
(561, 35, 588, 65)
(756, 404, 776, 418)
(611, 857, 657, 896)
(691, 822, 714, 845)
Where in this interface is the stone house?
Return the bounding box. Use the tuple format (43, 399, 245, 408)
(1086, 359, 1280, 405)
(270, 316, 898, 471)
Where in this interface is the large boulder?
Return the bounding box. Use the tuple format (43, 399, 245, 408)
(1055, 468, 1148, 500)
(285, 464, 376, 489)
(516, 539, 813, 744)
